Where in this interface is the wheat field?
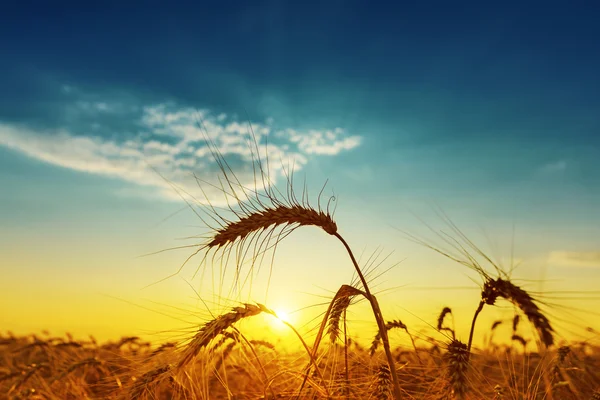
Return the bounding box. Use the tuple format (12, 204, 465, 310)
(2, 138, 599, 400)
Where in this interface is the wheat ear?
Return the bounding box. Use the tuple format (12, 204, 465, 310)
(129, 364, 172, 399)
(212, 205, 402, 397)
(177, 303, 269, 369)
(297, 284, 366, 398)
(445, 339, 469, 400)
(482, 278, 553, 347)
(189, 133, 402, 397)
(208, 205, 337, 249)
(327, 284, 365, 344)
(437, 306, 456, 339)
(371, 364, 393, 400)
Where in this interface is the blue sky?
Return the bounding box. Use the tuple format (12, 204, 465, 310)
(1, 1, 599, 342)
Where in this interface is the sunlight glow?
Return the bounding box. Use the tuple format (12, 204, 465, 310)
(271, 308, 292, 331)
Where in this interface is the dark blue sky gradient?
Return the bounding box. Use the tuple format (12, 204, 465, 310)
(3, 1, 600, 342)
(0, 1, 598, 195)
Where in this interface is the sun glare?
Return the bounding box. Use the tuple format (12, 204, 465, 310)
(271, 308, 292, 330)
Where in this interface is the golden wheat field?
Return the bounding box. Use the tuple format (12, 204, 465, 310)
(4, 3, 600, 399)
(2, 134, 600, 400)
(1, 328, 599, 399)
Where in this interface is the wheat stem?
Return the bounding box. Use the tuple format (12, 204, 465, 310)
(467, 300, 484, 353)
(333, 232, 402, 400)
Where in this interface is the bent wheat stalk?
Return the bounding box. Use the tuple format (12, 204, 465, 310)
(173, 130, 403, 398)
(467, 277, 553, 352)
(334, 232, 403, 399)
(204, 206, 402, 398)
(371, 319, 423, 367)
(405, 216, 554, 353)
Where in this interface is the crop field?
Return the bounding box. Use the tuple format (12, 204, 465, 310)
(2, 138, 599, 400)
(2, 321, 599, 399)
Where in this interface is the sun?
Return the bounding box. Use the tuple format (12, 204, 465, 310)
(270, 308, 292, 331)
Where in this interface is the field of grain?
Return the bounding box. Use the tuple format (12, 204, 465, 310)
(2, 140, 599, 400)
(2, 325, 599, 399)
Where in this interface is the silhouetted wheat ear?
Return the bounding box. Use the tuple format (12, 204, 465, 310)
(437, 307, 452, 330)
(482, 278, 554, 347)
(370, 320, 408, 356)
(438, 306, 456, 338)
(511, 334, 527, 348)
(592, 388, 600, 400)
(512, 315, 520, 332)
(327, 284, 364, 343)
(491, 320, 502, 331)
(557, 345, 570, 363)
(445, 339, 469, 400)
(178, 303, 272, 369)
(208, 205, 337, 248)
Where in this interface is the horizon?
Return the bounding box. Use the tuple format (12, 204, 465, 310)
(1, 1, 599, 350)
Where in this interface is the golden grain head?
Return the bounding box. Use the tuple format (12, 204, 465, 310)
(445, 339, 469, 400)
(371, 364, 393, 400)
(177, 303, 271, 369)
(482, 278, 554, 347)
(208, 205, 337, 249)
(327, 284, 364, 343)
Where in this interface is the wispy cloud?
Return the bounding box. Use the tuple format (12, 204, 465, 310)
(548, 251, 600, 268)
(279, 127, 362, 155)
(0, 100, 362, 202)
(540, 160, 567, 174)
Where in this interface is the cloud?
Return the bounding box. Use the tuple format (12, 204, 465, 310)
(0, 100, 362, 203)
(548, 251, 600, 268)
(540, 160, 567, 173)
(280, 127, 362, 155)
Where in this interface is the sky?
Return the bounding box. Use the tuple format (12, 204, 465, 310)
(1, 1, 599, 348)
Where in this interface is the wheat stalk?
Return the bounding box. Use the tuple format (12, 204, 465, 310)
(167, 128, 403, 398)
(405, 218, 554, 353)
(205, 200, 402, 395)
(370, 320, 421, 365)
(297, 284, 366, 397)
(179, 191, 406, 397)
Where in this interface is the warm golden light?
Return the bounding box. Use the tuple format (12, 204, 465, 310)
(271, 308, 292, 331)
